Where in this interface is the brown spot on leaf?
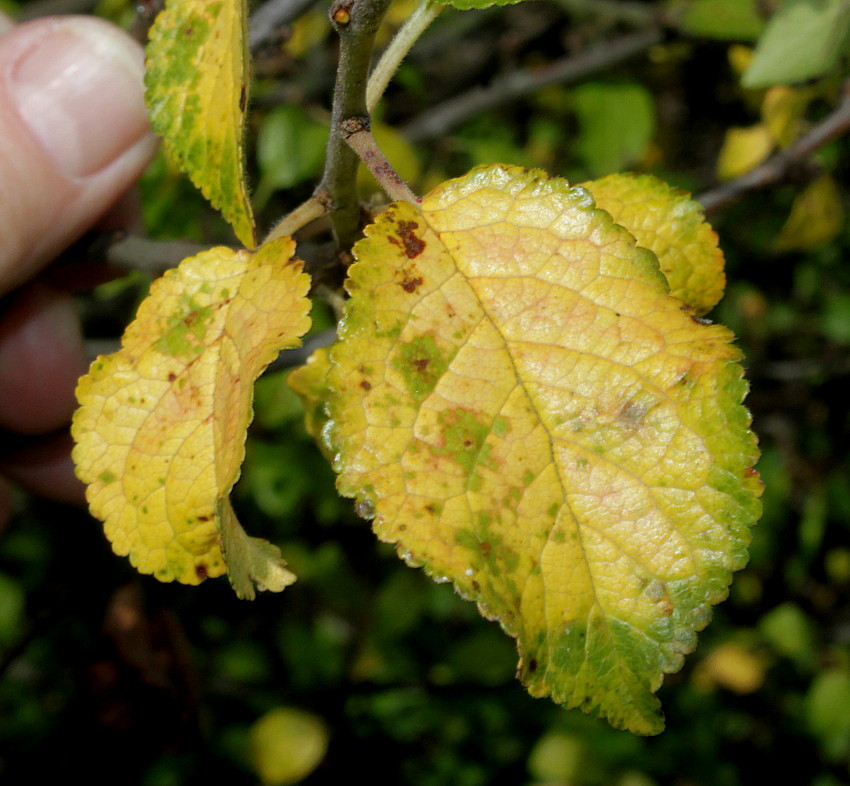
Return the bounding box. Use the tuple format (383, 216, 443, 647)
(413, 358, 429, 372)
(195, 564, 208, 580)
(360, 379, 372, 390)
(168, 372, 177, 382)
(239, 84, 247, 113)
(479, 542, 492, 558)
(397, 220, 425, 259)
(528, 658, 538, 673)
(472, 580, 480, 592)
(400, 273, 424, 293)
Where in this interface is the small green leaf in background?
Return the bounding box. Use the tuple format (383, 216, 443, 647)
(145, 0, 256, 247)
(806, 669, 850, 761)
(249, 707, 328, 785)
(573, 82, 655, 177)
(675, 0, 765, 41)
(742, 0, 850, 88)
(255, 105, 329, 207)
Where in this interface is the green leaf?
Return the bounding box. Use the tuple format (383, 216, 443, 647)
(145, 0, 256, 247)
(573, 82, 655, 177)
(675, 0, 765, 41)
(327, 164, 763, 734)
(255, 105, 329, 205)
(742, 0, 850, 89)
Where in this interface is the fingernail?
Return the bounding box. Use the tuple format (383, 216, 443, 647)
(8, 17, 150, 179)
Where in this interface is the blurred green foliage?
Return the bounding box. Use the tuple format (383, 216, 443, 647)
(3, 0, 850, 783)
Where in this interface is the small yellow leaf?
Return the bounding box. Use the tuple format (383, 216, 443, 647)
(583, 173, 726, 315)
(72, 239, 311, 598)
(716, 124, 774, 181)
(328, 164, 762, 734)
(145, 0, 255, 248)
(773, 174, 844, 252)
(762, 85, 814, 149)
(693, 641, 768, 694)
(249, 707, 328, 786)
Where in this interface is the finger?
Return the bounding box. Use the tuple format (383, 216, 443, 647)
(0, 282, 87, 434)
(0, 15, 158, 295)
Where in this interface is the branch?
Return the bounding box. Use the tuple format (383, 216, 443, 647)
(341, 116, 419, 203)
(316, 0, 393, 252)
(402, 28, 663, 142)
(698, 81, 850, 213)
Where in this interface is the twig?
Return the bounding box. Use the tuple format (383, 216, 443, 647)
(316, 0, 393, 252)
(698, 81, 850, 213)
(264, 193, 332, 243)
(402, 28, 663, 142)
(340, 116, 419, 203)
(366, 0, 443, 113)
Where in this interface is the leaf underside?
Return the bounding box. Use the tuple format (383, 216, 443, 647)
(145, 0, 256, 248)
(326, 164, 762, 734)
(72, 239, 311, 599)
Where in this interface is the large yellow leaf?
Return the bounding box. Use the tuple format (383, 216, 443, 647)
(583, 173, 726, 315)
(327, 165, 762, 734)
(72, 239, 311, 599)
(145, 0, 255, 248)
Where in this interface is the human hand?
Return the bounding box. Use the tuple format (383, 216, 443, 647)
(0, 14, 158, 525)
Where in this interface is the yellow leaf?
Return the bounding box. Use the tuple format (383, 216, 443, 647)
(761, 85, 814, 149)
(328, 165, 762, 734)
(693, 641, 768, 694)
(716, 124, 774, 181)
(249, 707, 328, 786)
(773, 174, 844, 252)
(583, 173, 726, 315)
(145, 0, 255, 248)
(72, 239, 311, 598)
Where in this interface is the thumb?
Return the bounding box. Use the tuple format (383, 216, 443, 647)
(0, 16, 158, 295)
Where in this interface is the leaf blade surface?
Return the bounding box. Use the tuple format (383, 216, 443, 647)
(583, 173, 726, 315)
(145, 0, 255, 247)
(72, 239, 311, 598)
(328, 164, 762, 733)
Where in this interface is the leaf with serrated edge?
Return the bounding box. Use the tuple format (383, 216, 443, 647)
(72, 239, 311, 599)
(145, 0, 255, 248)
(583, 174, 726, 315)
(328, 164, 762, 734)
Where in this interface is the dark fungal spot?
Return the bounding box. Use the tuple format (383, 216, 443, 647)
(168, 372, 177, 382)
(197, 514, 211, 522)
(397, 220, 425, 259)
(413, 358, 429, 371)
(400, 274, 424, 293)
(239, 84, 247, 113)
(195, 564, 208, 580)
(360, 380, 372, 390)
(528, 658, 538, 673)
(479, 542, 492, 558)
